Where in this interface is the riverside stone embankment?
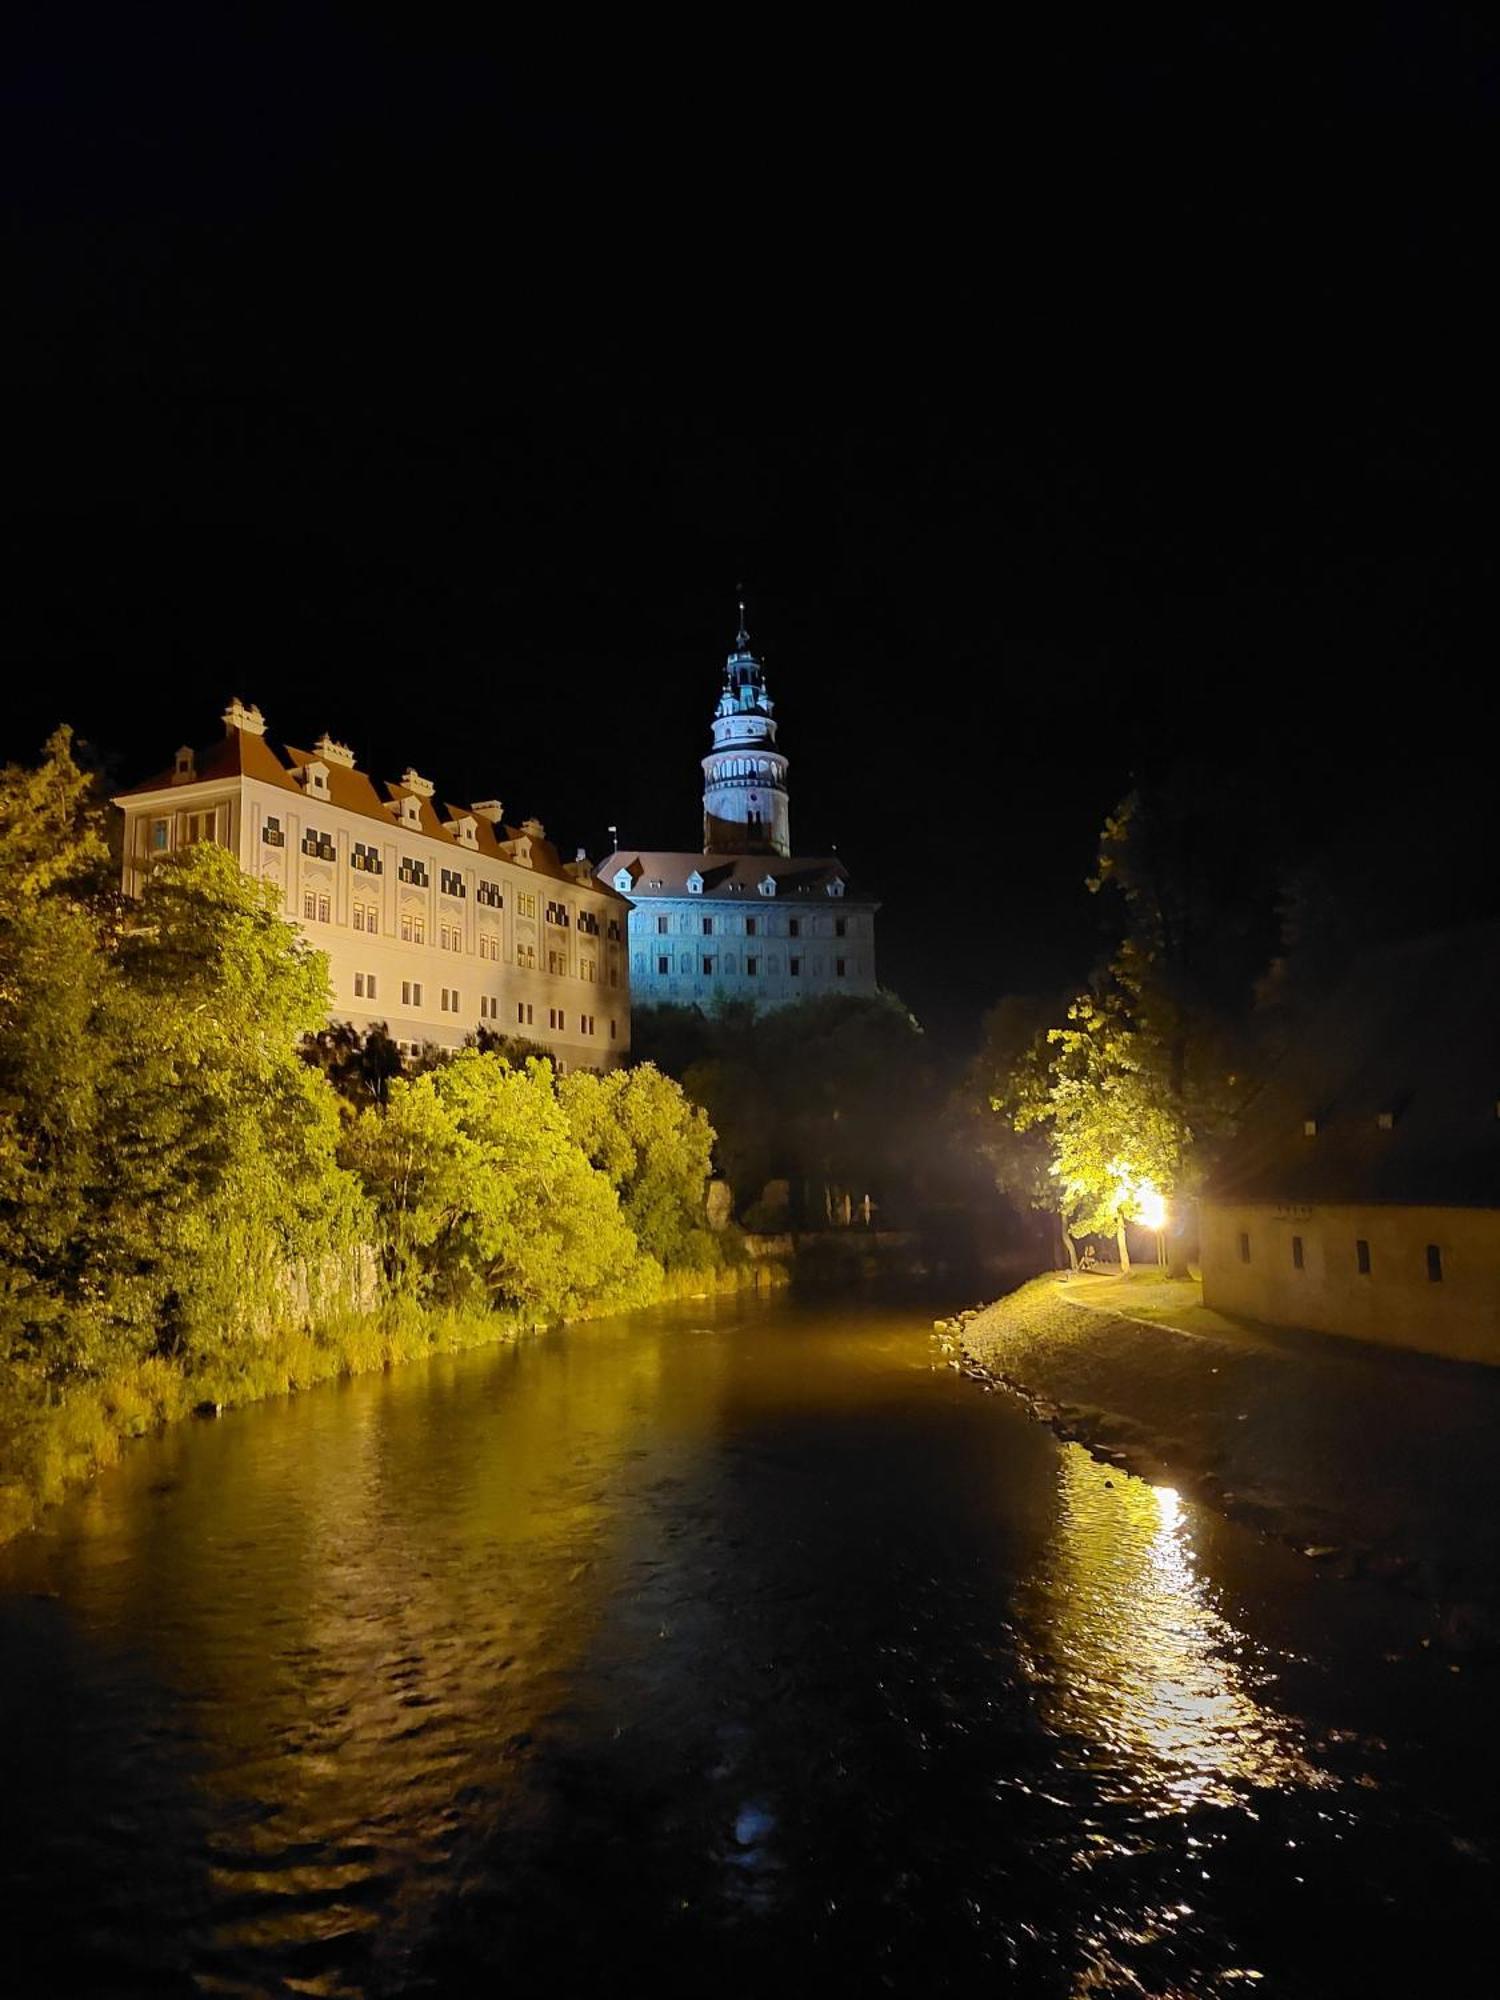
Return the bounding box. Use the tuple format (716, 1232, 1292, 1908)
(942, 1273, 1500, 1651)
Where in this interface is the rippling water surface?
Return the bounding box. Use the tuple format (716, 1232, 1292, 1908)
(0, 1293, 1493, 1996)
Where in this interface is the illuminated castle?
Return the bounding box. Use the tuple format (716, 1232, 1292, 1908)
(599, 609, 879, 1009)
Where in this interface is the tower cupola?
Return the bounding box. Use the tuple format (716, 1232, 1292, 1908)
(701, 603, 790, 855)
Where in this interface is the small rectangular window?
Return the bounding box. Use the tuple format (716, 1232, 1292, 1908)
(1356, 1239, 1371, 1275)
(151, 817, 171, 852)
(1238, 1231, 1251, 1264)
(835, 917, 846, 937)
(789, 956, 801, 976)
(702, 956, 715, 976)
(610, 1019, 617, 1039)
(1426, 1243, 1443, 1283)
(1291, 1235, 1304, 1270)
(835, 958, 846, 977)
(746, 955, 758, 975)
(657, 955, 669, 975)
(402, 981, 412, 1006)
(657, 915, 669, 935)
(745, 916, 757, 937)
(702, 917, 713, 935)
(789, 918, 801, 938)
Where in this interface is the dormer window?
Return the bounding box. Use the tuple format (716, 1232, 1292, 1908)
(173, 745, 195, 781)
(758, 876, 777, 897)
(452, 816, 478, 850)
(613, 869, 633, 893)
(512, 837, 533, 867)
(827, 877, 846, 898)
(399, 795, 422, 829)
(306, 761, 329, 798)
(686, 871, 704, 895)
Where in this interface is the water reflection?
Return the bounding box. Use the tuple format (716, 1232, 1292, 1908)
(1026, 1448, 1326, 1812)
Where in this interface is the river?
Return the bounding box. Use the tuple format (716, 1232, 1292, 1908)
(0, 1291, 1492, 1997)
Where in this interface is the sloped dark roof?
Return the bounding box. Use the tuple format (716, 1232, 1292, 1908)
(598, 848, 878, 904)
(1208, 920, 1500, 1208)
(115, 725, 628, 899)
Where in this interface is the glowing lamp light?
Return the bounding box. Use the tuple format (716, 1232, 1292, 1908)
(1135, 1182, 1168, 1233)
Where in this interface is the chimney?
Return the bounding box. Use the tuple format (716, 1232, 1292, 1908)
(470, 799, 505, 824)
(400, 768, 436, 799)
(520, 816, 546, 840)
(222, 698, 266, 737)
(314, 733, 357, 769)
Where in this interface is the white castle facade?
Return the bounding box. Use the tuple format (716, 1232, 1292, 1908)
(115, 701, 630, 1071)
(599, 614, 879, 1010)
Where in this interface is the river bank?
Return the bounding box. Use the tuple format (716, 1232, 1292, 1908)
(0, 1255, 786, 1548)
(947, 1272, 1500, 1652)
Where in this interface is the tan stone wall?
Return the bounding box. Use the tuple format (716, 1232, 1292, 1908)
(1201, 1199, 1500, 1364)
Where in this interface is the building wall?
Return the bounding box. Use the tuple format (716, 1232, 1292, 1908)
(1201, 1199, 1500, 1364)
(625, 896, 878, 1009)
(119, 775, 629, 1072)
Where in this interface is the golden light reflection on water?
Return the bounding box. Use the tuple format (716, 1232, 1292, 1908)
(1028, 1448, 1327, 1812)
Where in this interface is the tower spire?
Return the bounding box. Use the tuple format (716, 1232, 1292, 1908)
(735, 583, 750, 652)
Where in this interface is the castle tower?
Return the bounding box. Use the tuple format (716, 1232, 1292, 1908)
(701, 606, 790, 856)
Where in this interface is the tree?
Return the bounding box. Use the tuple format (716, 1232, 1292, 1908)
(962, 993, 1075, 1266)
(343, 1052, 648, 1319)
(560, 1064, 717, 1269)
(1035, 993, 1185, 1271)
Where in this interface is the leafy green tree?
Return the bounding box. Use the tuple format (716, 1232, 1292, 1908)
(1033, 993, 1185, 1270)
(560, 1063, 717, 1269)
(302, 1020, 405, 1107)
(343, 1052, 648, 1319)
(103, 842, 366, 1362)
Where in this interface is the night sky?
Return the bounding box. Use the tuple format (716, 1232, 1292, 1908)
(7, 13, 1493, 1044)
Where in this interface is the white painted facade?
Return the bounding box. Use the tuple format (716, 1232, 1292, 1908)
(115, 702, 629, 1072)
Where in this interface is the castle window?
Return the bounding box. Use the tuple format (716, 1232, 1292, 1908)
(440, 867, 467, 898)
(1426, 1243, 1444, 1283)
(397, 857, 430, 887)
(613, 869, 633, 893)
(518, 893, 537, 920)
(702, 917, 714, 935)
(302, 890, 331, 923)
(354, 972, 377, 1000)
(402, 980, 423, 1007)
(835, 917, 847, 937)
(400, 911, 426, 945)
(789, 957, 801, 976)
(702, 956, 715, 976)
(351, 841, 383, 874)
(745, 917, 757, 937)
(1291, 1235, 1304, 1271)
(606, 919, 622, 941)
(353, 901, 379, 934)
(788, 918, 801, 938)
(262, 816, 284, 848)
(1356, 1238, 1371, 1275)
(836, 958, 847, 977)
(657, 955, 669, 975)
(300, 826, 334, 861)
(477, 881, 504, 909)
(827, 878, 846, 898)
(610, 1019, 617, 1040)
(686, 872, 704, 895)
(746, 955, 758, 975)
(1238, 1231, 1251, 1263)
(657, 915, 669, 935)
(758, 876, 777, 897)
(151, 817, 170, 852)
(517, 1001, 534, 1026)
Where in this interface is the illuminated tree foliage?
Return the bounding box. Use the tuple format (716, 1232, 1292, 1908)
(559, 1064, 717, 1271)
(342, 1053, 650, 1318)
